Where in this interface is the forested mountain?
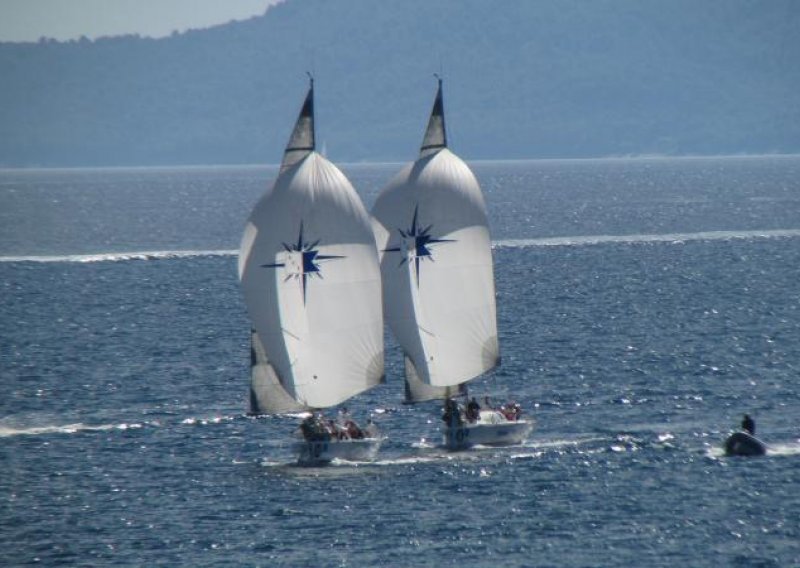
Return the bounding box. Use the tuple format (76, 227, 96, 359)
(1, 0, 798, 167)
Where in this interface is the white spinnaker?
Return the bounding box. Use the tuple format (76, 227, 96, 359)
(240, 152, 384, 408)
(372, 148, 499, 389)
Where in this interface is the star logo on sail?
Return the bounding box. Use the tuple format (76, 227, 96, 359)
(262, 222, 343, 303)
(384, 205, 453, 286)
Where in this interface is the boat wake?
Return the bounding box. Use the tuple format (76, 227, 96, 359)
(4, 229, 799, 264)
(0, 421, 144, 438)
(0, 249, 237, 263)
(0, 412, 243, 439)
(180, 414, 239, 427)
(495, 229, 800, 249)
(763, 442, 800, 456)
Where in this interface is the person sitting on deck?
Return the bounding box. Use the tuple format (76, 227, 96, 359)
(334, 407, 355, 439)
(325, 419, 344, 440)
(501, 402, 522, 421)
(343, 419, 364, 439)
(363, 418, 379, 439)
(466, 397, 481, 423)
(300, 413, 331, 442)
(742, 414, 755, 435)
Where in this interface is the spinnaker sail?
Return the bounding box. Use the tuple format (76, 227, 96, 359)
(372, 78, 499, 394)
(239, 79, 384, 412)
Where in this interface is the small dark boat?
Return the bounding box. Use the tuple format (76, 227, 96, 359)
(724, 431, 767, 456)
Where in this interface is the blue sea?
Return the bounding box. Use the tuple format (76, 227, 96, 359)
(2, 156, 800, 567)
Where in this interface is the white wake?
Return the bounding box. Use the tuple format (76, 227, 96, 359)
(0, 422, 143, 438)
(3, 229, 799, 263)
(495, 229, 800, 249)
(0, 249, 237, 263)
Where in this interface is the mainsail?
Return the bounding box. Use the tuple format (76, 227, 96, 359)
(248, 329, 307, 414)
(372, 78, 499, 398)
(402, 355, 466, 403)
(239, 79, 384, 410)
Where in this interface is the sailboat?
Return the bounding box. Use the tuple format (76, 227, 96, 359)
(724, 431, 767, 456)
(238, 78, 385, 464)
(723, 415, 767, 456)
(371, 78, 533, 450)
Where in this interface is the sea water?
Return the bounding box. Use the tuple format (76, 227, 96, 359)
(1, 156, 799, 566)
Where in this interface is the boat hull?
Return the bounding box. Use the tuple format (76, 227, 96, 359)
(444, 420, 533, 450)
(295, 437, 382, 465)
(724, 431, 767, 457)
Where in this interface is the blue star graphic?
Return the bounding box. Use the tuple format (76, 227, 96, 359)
(384, 205, 453, 286)
(262, 222, 343, 303)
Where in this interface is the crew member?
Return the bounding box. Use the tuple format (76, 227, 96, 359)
(742, 414, 755, 435)
(466, 397, 481, 423)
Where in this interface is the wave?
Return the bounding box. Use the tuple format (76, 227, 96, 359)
(0, 413, 237, 437)
(495, 229, 800, 249)
(3, 229, 799, 263)
(0, 249, 237, 263)
(764, 442, 800, 456)
(180, 414, 239, 426)
(0, 421, 144, 438)
(0, 412, 247, 438)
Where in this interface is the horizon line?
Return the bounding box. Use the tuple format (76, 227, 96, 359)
(2, 152, 799, 173)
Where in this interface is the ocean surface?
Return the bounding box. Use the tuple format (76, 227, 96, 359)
(2, 156, 799, 567)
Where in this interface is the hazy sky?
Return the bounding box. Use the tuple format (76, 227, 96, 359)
(0, 0, 282, 42)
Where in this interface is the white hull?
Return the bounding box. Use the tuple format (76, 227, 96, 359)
(444, 418, 533, 450)
(295, 437, 383, 465)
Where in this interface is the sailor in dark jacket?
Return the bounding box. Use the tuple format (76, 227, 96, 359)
(741, 414, 755, 435)
(466, 397, 481, 423)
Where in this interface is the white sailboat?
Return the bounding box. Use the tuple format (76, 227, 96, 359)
(238, 78, 385, 464)
(371, 78, 533, 450)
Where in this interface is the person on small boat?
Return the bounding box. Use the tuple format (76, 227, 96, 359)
(741, 414, 755, 435)
(442, 398, 464, 427)
(344, 420, 364, 439)
(364, 419, 379, 439)
(300, 414, 316, 441)
(466, 397, 481, 423)
(324, 407, 364, 440)
(501, 401, 522, 421)
(300, 412, 331, 442)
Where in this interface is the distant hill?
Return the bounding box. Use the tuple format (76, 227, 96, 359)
(1, 0, 798, 167)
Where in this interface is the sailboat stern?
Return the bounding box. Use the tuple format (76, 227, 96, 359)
(445, 419, 534, 450)
(295, 437, 384, 465)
